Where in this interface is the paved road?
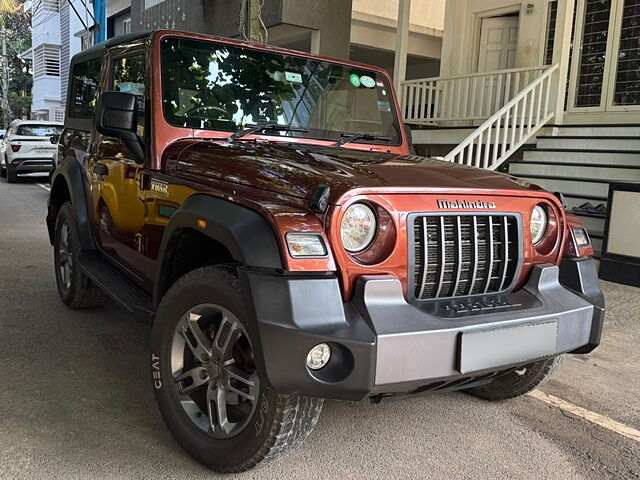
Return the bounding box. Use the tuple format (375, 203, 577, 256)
(0, 176, 638, 480)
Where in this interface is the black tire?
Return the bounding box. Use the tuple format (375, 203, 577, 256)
(7, 165, 17, 183)
(53, 202, 109, 308)
(0, 164, 6, 178)
(151, 266, 323, 473)
(465, 355, 564, 401)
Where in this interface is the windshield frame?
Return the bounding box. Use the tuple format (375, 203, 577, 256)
(157, 34, 405, 148)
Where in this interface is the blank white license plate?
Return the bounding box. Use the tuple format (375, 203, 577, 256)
(458, 321, 558, 374)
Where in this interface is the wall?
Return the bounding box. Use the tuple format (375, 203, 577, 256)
(352, 0, 445, 30)
(440, 0, 550, 76)
(281, 0, 353, 58)
(131, 0, 351, 58)
(131, 0, 283, 38)
(107, 0, 131, 17)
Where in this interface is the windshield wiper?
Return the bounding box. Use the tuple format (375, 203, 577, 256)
(227, 123, 309, 142)
(340, 133, 392, 146)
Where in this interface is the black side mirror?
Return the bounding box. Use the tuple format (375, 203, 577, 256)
(50, 135, 59, 145)
(95, 91, 144, 162)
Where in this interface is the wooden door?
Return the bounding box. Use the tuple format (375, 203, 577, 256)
(478, 16, 519, 73)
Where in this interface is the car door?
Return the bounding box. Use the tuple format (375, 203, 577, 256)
(88, 48, 148, 282)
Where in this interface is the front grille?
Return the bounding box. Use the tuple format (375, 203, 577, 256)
(412, 214, 520, 300)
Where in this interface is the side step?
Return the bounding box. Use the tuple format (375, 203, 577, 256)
(78, 253, 154, 323)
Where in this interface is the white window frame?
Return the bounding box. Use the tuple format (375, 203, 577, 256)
(122, 17, 132, 34)
(33, 44, 61, 79)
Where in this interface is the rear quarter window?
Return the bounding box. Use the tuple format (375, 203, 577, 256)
(69, 58, 103, 119)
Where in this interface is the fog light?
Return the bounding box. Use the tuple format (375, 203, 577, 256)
(306, 343, 331, 370)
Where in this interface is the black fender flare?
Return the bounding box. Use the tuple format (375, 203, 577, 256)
(154, 194, 283, 306)
(47, 156, 95, 251)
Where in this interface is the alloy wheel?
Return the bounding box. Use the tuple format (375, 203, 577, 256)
(170, 303, 259, 439)
(58, 222, 73, 290)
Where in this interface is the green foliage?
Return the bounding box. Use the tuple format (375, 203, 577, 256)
(1, 0, 31, 120)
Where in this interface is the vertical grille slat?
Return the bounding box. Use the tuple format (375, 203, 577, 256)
(498, 216, 510, 291)
(483, 216, 494, 294)
(418, 217, 429, 299)
(434, 216, 447, 298)
(468, 216, 479, 295)
(451, 216, 463, 295)
(413, 214, 519, 301)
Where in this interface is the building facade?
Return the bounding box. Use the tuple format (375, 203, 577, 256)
(25, 0, 444, 119)
(437, 0, 639, 124)
(23, 0, 95, 121)
(401, 0, 640, 256)
(128, 0, 444, 77)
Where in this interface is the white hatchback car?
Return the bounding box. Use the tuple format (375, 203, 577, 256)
(1, 120, 63, 183)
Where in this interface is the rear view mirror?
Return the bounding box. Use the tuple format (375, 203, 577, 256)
(95, 91, 144, 162)
(95, 91, 137, 138)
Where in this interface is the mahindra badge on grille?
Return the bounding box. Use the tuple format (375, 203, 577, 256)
(437, 199, 497, 209)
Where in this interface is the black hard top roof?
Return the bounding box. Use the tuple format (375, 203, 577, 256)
(71, 31, 152, 64)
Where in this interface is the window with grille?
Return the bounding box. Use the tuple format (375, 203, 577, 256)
(54, 108, 65, 123)
(33, 45, 60, 79)
(613, 0, 640, 106)
(575, 0, 612, 107)
(544, 1, 558, 65)
(144, 0, 165, 9)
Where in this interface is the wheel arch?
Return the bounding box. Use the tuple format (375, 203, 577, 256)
(154, 194, 283, 306)
(47, 157, 94, 251)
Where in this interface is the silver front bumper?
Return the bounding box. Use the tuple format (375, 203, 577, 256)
(355, 265, 594, 392)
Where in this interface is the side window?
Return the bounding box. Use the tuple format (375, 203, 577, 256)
(113, 54, 146, 138)
(69, 58, 102, 119)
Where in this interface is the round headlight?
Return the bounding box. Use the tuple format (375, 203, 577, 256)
(530, 205, 548, 244)
(341, 203, 377, 252)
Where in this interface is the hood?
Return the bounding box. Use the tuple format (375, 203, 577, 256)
(175, 141, 546, 203)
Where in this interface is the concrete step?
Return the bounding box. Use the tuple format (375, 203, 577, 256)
(515, 176, 610, 198)
(522, 149, 640, 166)
(412, 126, 543, 146)
(549, 124, 640, 137)
(536, 136, 640, 151)
(509, 162, 640, 183)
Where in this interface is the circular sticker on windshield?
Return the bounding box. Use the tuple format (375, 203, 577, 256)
(360, 75, 375, 88)
(349, 74, 361, 87)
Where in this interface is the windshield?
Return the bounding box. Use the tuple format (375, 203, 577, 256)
(161, 37, 401, 145)
(15, 125, 63, 137)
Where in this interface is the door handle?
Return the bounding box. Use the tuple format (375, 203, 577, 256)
(94, 162, 109, 177)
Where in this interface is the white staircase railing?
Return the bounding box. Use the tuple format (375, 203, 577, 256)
(401, 66, 547, 124)
(443, 64, 559, 171)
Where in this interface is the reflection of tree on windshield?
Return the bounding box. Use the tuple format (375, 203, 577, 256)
(163, 38, 303, 129)
(160, 37, 399, 143)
